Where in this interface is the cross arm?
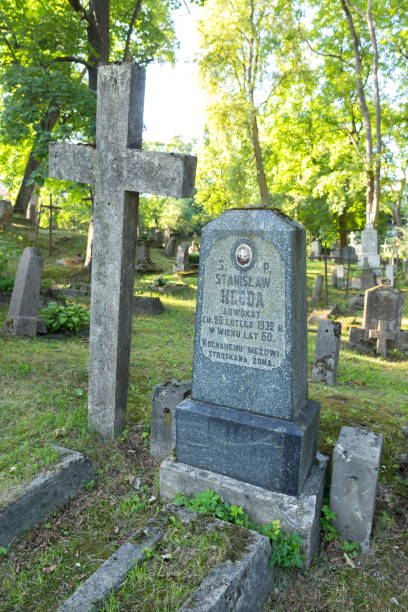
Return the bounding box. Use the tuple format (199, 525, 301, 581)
(49, 142, 95, 185)
(125, 150, 197, 198)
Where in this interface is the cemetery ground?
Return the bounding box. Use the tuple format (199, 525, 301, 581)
(0, 220, 407, 610)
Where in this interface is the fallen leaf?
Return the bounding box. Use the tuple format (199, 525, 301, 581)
(43, 564, 57, 574)
(390, 597, 400, 606)
(161, 553, 172, 560)
(343, 553, 355, 568)
(134, 478, 142, 490)
(148, 496, 156, 503)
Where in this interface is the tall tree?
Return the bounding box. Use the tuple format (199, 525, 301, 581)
(0, 0, 178, 215)
(198, 0, 296, 206)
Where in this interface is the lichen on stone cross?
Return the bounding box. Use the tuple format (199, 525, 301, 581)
(48, 63, 197, 440)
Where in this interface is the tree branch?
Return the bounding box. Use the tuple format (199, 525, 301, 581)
(0, 32, 19, 63)
(345, 0, 365, 20)
(54, 56, 91, 68)
(123, 0, 143, 61)
(66, 0, 93, 27)
(298, 28, 352, 67)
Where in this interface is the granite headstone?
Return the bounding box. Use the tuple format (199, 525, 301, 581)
(174, 208, 320, 496)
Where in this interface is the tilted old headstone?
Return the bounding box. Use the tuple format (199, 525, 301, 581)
(311, 274, 323, 305)
(49, 63, 196, 440)
(161, 208, 328, 564)
(360, 257, 377, 292)
(3, 247, 46, 335)
(150, 380, 192, 462)
(173, 242, 190, 273)
(165, 235, 178, 258)
(309, 239, 321, 260)
(312, 320, 341, 386)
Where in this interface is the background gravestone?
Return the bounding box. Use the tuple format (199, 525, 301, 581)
(312, 320, 341, 386)
(311, 274, 323, 305)
(0, 199, 13, 226)
(165, 236, 178, 258)
(173, 242, 190, 273)
(3, 247, 46, 336)
(360, 257, 377, 292)
(150, 380, 191, 461)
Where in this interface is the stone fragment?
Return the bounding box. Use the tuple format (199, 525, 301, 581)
(3, 247, 46, 336)
(312, 320, 341, 385)
(132, 296, 164, 316)
(330, 426, 383, 553)
(150, 380, 191, 461)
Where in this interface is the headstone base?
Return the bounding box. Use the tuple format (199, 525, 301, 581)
(160, 453, 329, 567)
(176, 398, 320, 497)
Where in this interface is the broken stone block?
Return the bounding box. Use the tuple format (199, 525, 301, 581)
(150, 380, 191, 461)
(330, 426, 383, 553)
(312, 321, 341, 385)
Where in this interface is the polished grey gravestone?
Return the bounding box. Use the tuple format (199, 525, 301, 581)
(164, 209, 321, 497)
(312, 320, 341, 386)
(3, 247, 46, 336)
(49, 63, 196, 440)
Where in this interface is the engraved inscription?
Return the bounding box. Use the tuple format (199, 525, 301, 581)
(200, 235, 286, 370)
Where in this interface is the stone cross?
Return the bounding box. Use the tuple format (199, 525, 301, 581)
(49, 63, 197, 440)
(369, 320, 395, 357)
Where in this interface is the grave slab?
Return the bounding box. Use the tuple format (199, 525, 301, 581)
(330, 426, 383, 553)
(59, 505, 273, 612)
(311, 274, 323, 305)
(49, 63, 196, 440)
(3, 247, 45, 336)
(0, 447, 97, 549)
(160, 453, 329, 568)
(132, 296, 164, 316)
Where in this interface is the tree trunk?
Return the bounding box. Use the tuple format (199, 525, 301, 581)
(338, 210, 348, 248)
(13, 107, 60, 215)
(250, 113, 270, 206)
(341, 0, 375, 227)
(366, 0, 381, 228)
(86, 0, 110, 91)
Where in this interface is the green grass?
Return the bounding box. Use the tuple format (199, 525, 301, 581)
(0, 224, 407, 610)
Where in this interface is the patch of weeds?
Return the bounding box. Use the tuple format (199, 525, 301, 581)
(320, 502, 340, 542)
(174, 489, 304, 568)
(39, 302, 90, 333)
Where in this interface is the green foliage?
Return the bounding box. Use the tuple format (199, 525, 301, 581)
(320, 503, 340, 542)
(0, 239, 20, 277)
(39, 302, 90, 333)
(341, 540, 360, 558)
(0, 277, 14, 291)
(174, 488, 304, 568)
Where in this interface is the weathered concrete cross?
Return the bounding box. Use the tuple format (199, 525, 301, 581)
(49, 63, 197, 440)
(369, 319, 395, 357)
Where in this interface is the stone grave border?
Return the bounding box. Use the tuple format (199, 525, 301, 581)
(0, 446, 97, 549)
(58, 504, 274, 612)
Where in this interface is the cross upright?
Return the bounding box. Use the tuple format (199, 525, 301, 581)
(49, 63, 197, 440)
